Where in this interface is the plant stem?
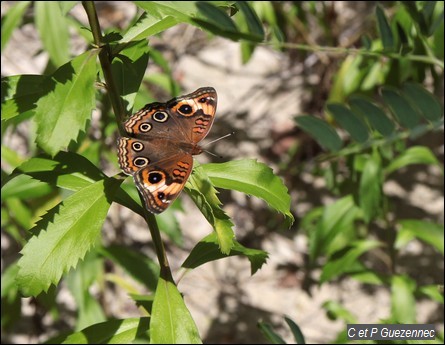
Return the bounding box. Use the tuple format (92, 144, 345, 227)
(82, 1, 174, 283)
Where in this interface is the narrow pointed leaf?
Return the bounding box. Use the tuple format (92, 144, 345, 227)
(120, 12, 178, 42)
(257, 322, 286, 344)
(35, 50, 98, 156)
(376, 5, 394, 51)
(381, 87, 422, 129)
(284, 316, 306, 344)
(186, 165, 235, 254)
(111, 40, 149, 112)
(320, 240, 381, 283)
(359, 155, 382, 223)
(150, 277, 201, 344)
(202, 159, 294, 226)
(396, 220, 444, 255)
(326, 104, 369, 143)
(35, 1, 70, 66)
(391, 275, 416, 323)
(236, 1, 265, 39)
(182, 232, 268, 275)
(295, 115, 342, 151)
(385, 146, 439, 174)
(1, 1, 31, 50)
(16, 178, 122, 296)
(349, 96, 395, 137)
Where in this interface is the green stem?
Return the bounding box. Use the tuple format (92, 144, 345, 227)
(82, 1, 173, 282)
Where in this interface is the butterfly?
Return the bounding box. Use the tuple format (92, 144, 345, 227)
(117, 87, 217, 213)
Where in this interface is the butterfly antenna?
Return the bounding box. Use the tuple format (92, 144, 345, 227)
(203, 131, 235, 147)
(203, 149, 223, 159)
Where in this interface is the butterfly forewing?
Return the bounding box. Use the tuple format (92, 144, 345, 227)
(117, 87, 218, 213)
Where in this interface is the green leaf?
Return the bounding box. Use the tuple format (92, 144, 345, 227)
(120, 12, 179, 42)
(1, 75, 48, 121)
(66, 253, 106, 331)
(1, 174, 53, 200)
(182, 232, 268, 275)
(349, 96, 395, 137)
(295, 115, 342, 151)
(186, 165, 235, 254)
(111, 40, 149, 113)
(376, 5, 394, 51)
(385, 146, 440, 175)
(195, 1, 238, 33)
(396, 220, 444, 255)
(16, 177, 123, 296)
(98, 244, 159, 291)
(257, 321, 286, 344)
(11, 152, 106, 191)
(320, 240, 382, 283)
(391, 275, 416, 323)
(59, 1, 78, 16)
(46, 318, 150, 344)
(202, 159, 294, 226)
(150, 277, 201, 344)
(359, 154, 382, 223)
(309, 196, 361, 261)
(35, 1, 70, 66)
(326, 103, 369, 143)
(381, 87, 422, 129)
(284, 316, 306, 344)
(402, 83, 443, 122)
(322, 300, 357, 323)
(34, 50, 98, 156)
(418, 285, 444, 303)
(1, 1, 31, 51)
(236, 1, 265, 39)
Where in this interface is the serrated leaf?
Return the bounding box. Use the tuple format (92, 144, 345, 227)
(182, 232, 268, 275)
(186, 165, 235, 254)
(16, 177, 122, 296)
(35, 1, 70, 66)
(326, 103, 369, 143)
(359, 154, 382, 223)
(391, 275, 416, 323)
(1, 1, 31, 51)
(349, 96, 395, 137)
(385, 146, 440, 175)
(98, 244, 159, 291)
(111, 40, 149, 112)
(376, 5, 394, 51)
(402, 83, 443, 121)
(381, 87, 422, 129)
(202, 159, 294, 226)
(34, 50, 98, 156)
(150, 277, 201, 344)
(396, 220, 444, 255)
(320, 240, 382, 283)
(46, 318, 150, 344)
(1, 75, 48, 121)
(295, 115, 342, 151)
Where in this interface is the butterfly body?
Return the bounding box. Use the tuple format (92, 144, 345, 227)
(117, 87, 217, 213)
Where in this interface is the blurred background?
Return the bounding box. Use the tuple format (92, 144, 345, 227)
(1, 1, 443, 343)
